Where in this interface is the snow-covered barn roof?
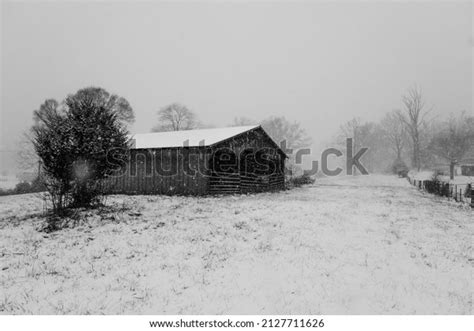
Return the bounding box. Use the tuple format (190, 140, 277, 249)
(129, 125, 260, 149)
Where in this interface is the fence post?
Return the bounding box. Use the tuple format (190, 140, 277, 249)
(470, 184, 473, 209)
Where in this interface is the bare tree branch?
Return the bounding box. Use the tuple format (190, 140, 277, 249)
(152, 103, 197, 132)
(397, 86, 431, 171)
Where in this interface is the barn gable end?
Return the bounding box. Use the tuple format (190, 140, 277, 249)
(208, 127, 286, 194)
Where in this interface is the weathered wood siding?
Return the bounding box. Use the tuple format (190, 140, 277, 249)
(208, 127, 285, 194)
(103, 147, 209, 195)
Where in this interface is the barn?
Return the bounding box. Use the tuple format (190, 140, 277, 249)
(460, 162, 474, 176)
(103, 125, 286, 195)
(458, 148, 474, 176)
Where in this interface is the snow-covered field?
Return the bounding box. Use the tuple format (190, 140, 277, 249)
(0, 175, 472, 314)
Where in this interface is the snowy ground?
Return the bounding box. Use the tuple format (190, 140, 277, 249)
(0, 175, 472, 314)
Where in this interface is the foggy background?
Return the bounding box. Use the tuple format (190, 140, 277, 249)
(1, 1, 472, 174)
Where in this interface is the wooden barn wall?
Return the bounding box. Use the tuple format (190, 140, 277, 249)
(103, 147, 210, 195)
(208, 127, 285, 194)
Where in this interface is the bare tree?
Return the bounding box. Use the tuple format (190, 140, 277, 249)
(152, 103, 197, 132)
(259, 116, 312, 176)
(260, 116, 311, 150)
(16, 132, 39, 173)
(339, 118, 390, 173)
(339, 117, 363, 150)
(397, 86, 431, 171)
(230, 117, 256, 127)
(428, 112, 474, 179)
(381, 111, 406, 160)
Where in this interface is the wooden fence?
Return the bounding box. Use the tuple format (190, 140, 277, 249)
(408, 177, 473, 208)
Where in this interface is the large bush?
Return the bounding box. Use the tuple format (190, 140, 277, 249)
(32, 88, 130, 211)
(391, 158, 409, 177)
(287, 173, 315, 188)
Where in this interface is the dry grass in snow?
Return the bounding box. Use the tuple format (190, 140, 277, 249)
(0, 175, 472, 314)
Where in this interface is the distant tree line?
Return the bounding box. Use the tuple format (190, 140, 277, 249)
(335, 86, 474, 178)
(0, 177, 46, 196)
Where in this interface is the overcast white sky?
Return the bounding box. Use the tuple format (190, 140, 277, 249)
(1, 1, 472, 172)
